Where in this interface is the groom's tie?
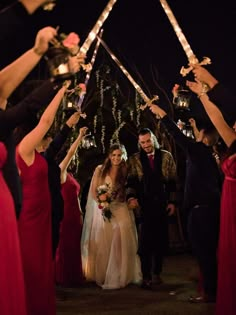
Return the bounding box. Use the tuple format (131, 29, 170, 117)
(148, 154, 154, 170)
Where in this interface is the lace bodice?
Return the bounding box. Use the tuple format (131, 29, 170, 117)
(104, 175, 113, 192)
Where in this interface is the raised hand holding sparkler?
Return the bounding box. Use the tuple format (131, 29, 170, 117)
(190, 64, 219, 89)
(159, 0, 211, 76)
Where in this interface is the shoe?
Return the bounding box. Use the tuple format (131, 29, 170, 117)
(188, 294, 216, 303)
(141, 280, 152, 290)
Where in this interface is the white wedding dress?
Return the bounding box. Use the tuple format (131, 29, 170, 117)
(81, 173, 142, 289)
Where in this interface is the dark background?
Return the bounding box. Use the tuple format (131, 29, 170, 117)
(1, 0, 235, 84)
(1, 0, 236, 127)
(1, 0, 235, 202)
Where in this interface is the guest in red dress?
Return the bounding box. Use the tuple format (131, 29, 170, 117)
(0, 26, 61, 218)
(0, 142, 27, 315)
(187, 77, 236, 313)
(55, 127, 87, 286)
(15, 85, 68, 315)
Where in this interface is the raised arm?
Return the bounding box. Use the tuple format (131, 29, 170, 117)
(189, 118, 200, 139)
(0, 79, 62, 137)
(148, 104, 191, 151)
(44, 111, 81, 160)
(0, 26, 57, 104)
(187, 79, 236, 148)
(191, 64, 219, 90)
(59, 126, 88, 183)
(18, 83, 68, 164)
(191, 64, 236, 118)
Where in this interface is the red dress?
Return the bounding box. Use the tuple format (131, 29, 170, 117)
(0, 142, 27, 315)
(55, 173, 84, 286)
(16, 150, 56, 315)
(216, 155, 236, 315)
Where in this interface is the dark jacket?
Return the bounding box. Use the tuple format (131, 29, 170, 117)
(43, 124, 72, 224)
(127, 147, 177, 216)
(42, 124, 72, 257)
(160, 115, 222, 210)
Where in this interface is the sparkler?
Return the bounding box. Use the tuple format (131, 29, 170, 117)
(77, 29, 104, 111)
(97, 35, 159, 110)
(159, 0, 211, 76)
(78, 0, 118, 56)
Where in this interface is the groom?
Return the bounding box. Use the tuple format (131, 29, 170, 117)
(127, 128, 177, 289)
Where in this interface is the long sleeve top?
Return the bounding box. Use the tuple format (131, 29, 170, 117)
(0, 79, 61, 218)
(43, 124, 72, 225)
(161, 115, 222, 210)
(127, 147, 177, 212)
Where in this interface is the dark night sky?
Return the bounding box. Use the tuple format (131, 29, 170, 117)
(1, 0, 236, 123)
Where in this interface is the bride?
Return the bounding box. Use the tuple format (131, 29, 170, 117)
(81, 143, 142, 289)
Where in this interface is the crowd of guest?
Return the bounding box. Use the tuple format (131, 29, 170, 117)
(0, 1, 236, 315)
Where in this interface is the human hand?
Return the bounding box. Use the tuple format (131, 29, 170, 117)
(166, 203, 175, 216)
(172, 84, 180, 97)
(33, 26, 58, 56)
(127, 197, 139, 210)
(66, 112, 81, 128)
(79, 126, 88, 138)
(190, 64, 218, 89)
(186, 79, 204, 96)
(68, 53, 86, 74)
(63, 80, 71, 89)
(188, 118, 196, 128)
(149, 104, 166, 118)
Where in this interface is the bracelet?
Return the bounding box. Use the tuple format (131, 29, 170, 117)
(197, 91, 207, 99)
(33, 47, 44, 57)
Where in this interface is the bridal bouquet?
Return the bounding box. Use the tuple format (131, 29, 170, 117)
(96, 184, 113, 222)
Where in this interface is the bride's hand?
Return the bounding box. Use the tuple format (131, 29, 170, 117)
(127, 197, 139, 210)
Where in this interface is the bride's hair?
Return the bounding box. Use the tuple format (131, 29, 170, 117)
(100, 143, 128, 189)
